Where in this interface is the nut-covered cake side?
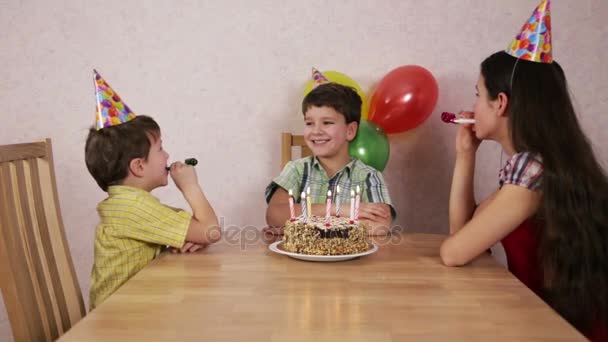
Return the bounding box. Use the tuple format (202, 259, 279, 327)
(283, 216, 369, 255)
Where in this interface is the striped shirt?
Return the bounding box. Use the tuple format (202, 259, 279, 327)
(499, 152, 543, 190)
(496, 152, 544, 300)
(265, 156, 395, 217)
(89, 185, 190, 309)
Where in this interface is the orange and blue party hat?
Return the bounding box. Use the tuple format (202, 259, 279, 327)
(94, 70, 137, 130)
(506, 0, 552, 63)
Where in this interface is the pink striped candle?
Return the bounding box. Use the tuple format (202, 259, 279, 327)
(354, 185, 361, 220)
(349, 189, 355, 224)
(288, 189, 296, 221)
(325, 190, 332, 226)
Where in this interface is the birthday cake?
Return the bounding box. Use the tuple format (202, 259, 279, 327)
(282, 215, 369, 255)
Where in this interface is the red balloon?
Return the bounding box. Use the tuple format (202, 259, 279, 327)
(368, 65, 439, 134)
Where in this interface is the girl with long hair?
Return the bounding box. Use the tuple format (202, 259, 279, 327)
(440, 1, 607, 339)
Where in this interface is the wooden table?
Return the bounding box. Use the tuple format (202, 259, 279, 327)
(60, 233, 585, 341)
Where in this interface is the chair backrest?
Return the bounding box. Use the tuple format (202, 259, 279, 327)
(0, 139, 85, 342)
(281, 132, 312, 169)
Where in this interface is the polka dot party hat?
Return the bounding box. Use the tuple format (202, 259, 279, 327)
(93, 69, 137, 130)
(311, 67, 329, 88)
(506, 0, 552, 63)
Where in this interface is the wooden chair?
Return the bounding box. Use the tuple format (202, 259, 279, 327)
(0, 139, 85, 342)
(281, 132, 312, 169)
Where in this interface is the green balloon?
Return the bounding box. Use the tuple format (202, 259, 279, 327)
(349, 120, 390, 171)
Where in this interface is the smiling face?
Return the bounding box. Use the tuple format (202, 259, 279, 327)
(303, 106, 357, 159)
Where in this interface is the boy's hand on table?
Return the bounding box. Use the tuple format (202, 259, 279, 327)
(261, 227, 283, 244)
(170, 242, 208, 253)
(357, 203, 390, 221)
(263, 226, 284, 236)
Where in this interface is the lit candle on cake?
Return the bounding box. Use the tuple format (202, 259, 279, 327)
(306, 186, 312, 218)
(288, 189, 296, 221)
(300, 191, 307, 223)
(349, 189, 355, 224)
(354, 185, 361, 220)
(325, 190, 332, 227)
(335, 185, 341, 217)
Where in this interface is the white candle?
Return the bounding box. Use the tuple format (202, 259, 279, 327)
(288, 189, 295, 221)
(306, 186, 311, 218)
(335, 185, 341, 217)
(354, 185, 361, 220)
(349, 190, 355, 223)
(300, 191, 307, 223)
(325, 190, 332, 226)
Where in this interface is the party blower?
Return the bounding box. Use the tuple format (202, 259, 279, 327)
(166, 158, 198, 171)
(441, 112, 476, 125)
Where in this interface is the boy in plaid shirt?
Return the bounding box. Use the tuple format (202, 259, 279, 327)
(265, 79, 394, 235)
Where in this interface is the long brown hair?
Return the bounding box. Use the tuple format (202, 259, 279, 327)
(481, 51, 608, 333)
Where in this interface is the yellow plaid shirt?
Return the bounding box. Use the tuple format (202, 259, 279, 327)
(89, 185, 191, 309)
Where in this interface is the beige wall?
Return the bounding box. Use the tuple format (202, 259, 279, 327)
(1, 0, 606, 339)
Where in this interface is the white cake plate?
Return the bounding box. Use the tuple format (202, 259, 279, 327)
(268, 241, 378, 262)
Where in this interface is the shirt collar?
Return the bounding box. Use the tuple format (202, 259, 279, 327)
(311, 156, 357, 177)
(107, 185, 152, 197)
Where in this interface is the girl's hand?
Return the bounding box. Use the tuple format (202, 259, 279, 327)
(455, 111, 481, 154)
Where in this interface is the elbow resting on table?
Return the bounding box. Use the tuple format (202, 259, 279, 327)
(207, 228, 222, 243)
(187, 217, 222, 244)
(439, 239, 468, 267)
(202, 218, 222, 244)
